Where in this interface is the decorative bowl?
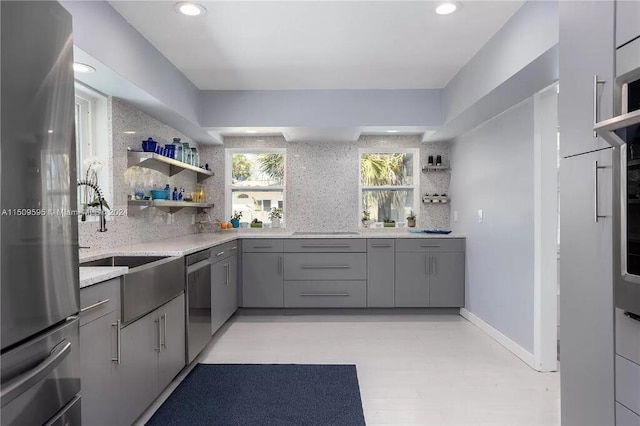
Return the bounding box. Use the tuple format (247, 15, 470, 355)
(150, 189, 168, 200)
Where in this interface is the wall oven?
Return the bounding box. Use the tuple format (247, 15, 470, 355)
(595, 36, 640, 318)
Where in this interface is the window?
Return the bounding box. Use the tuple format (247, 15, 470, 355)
(75, 83, 111, 220)
(359, 149, 419, 226)
(227, 149, 285, 223)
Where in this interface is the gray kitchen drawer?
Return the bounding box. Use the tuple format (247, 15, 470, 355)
(617, 308, 640, 365)
(395, 238, 464, 253)
(284, 253, 366, 280)
(242, 239, 283, 253)
(616, 354, 640, 416)
(284, 281, 367, 308)
(80, 277, 120, 326)
(211, 240, 239, 261)
(284, 239, 366, 253)
(617, 402, 640, 426)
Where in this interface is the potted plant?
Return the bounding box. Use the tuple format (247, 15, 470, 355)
(383, 218, 396, 228)
(230, 211, 242, 228)
(250, 218, 263, 228)
(361, 210, 372, 227)
(406, 210, 416, 228)
(269, 207, 283, 228)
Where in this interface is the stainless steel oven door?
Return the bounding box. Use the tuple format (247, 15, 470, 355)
(186, 250, 212, 363)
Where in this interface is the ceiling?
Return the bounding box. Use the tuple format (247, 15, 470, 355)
(110, 1, 524, 91)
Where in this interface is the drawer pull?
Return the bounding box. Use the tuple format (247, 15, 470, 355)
(80, 299, 110, 313)
(215, 251, 225, 257)
(624, 311, 640, 322)
(300, 265, 350, 269)
(300, 245, 350, 248)
(371, 244, 391, 248)
(230, 246, 237, 251)
(252, 245, 273, 249)
(111, 320, 121, 364)
(301, 293, 350, 297)
(420, 245, 441, 248)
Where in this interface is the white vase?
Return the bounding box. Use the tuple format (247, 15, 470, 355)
(271, 218, 281, 228)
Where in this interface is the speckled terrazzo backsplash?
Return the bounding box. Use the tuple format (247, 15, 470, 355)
(199, 135, 450, 232)
(78, 98, 200, 250)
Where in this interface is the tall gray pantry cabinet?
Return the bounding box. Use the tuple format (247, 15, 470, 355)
(559, 2, 616, 425)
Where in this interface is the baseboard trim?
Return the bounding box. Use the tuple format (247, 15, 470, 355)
(459, 308, 537, 370)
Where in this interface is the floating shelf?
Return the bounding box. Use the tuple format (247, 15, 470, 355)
(128, 199, 214, 214)
(422, 196, 449, 204)
(127, 151, 214, 182)
(422, 165, 449, 172)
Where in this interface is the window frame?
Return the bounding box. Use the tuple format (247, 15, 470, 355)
(358, 147, 420, 227)
(225, 148, 286, 223)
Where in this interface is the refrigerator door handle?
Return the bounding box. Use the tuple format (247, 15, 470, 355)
(0, 340, 71, 407)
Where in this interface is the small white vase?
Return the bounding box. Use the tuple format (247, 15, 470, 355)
(271, 218, 281, 228)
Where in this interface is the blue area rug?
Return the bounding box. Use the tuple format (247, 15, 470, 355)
(146, 364, 367, 426)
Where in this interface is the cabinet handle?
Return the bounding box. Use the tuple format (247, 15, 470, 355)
(161, 314, 167, 348)
(111, 320, 121, 364)
(301, 244, 350, 248)
(300, 265, 350, 269)
(80, 299, 109, 313)
(230, 246, 237, 251)
(225, 263, 229, 285)
(371, 244, 391, 248)
(215, 251, 225, 257)
(593, 74, 606, 137)
(433, 256, 437, 275)
(154, 318, 161, 352)
(594, 161, 608, 223)
(425, 255, 429, 275)
(252, 245, 273, 249)
(420, 245, 440, 248)
(278, 256, 283, 275)
(301, 293, 350, 297)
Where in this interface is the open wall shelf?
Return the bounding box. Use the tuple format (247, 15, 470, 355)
(127, 151, 214, 183)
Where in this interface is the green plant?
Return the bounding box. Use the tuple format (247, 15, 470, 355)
(231, 211, 243, 221)
(383, 218, 396, 224)
(268, 207, 283, 220)
(252, 218, 262, 224)
(256, 153, 285, 185)
(406, 210, 416, 220)
(362, 210, 371, 223)
(232, 154, 253, 181)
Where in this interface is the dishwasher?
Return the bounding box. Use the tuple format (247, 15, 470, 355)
(186, 249, 212, 363)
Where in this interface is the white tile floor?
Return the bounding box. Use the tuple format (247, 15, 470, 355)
(138, 313, 560, 426)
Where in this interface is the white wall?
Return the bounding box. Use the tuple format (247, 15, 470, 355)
(450, 98, 536, 353)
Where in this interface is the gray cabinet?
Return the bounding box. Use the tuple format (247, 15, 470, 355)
(559, 1, 614, 158)
(284, 281, 367, 308)
(394, 240, 465, 308)
(284, 253, 367, 281)
(79, 278, 121, 426)
(119, 294, 185, 426)
(559, 2, 616, 424)
(616, 0, 640, 48)
(243, 252, 284, 307)
(366, 239, 395, 307)
(212, 247, 238, 334)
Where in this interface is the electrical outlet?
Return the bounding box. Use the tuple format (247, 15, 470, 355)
(477, 209, 483, 223)
(453, 211, 458, 222)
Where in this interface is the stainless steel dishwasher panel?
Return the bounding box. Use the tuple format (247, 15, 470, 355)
(122, 256, 185, 325)
(186, 250, 212, 363)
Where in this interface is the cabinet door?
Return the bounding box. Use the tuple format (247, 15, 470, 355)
(80, 310, 119, 426)
(559, 149, 615, 425)
(119, 312, 159, 426)
(158, 294, 185, 392)
(616, 0, 640, 48)
(429, 252, 465, 307)
(394, 252, 429, 307)
(367, 239, 395, 307)
(243, 253, 283, 307)
(559, 1, 614, 157)
(211, 260, 226, 335)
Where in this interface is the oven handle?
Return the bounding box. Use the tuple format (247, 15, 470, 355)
(187, 259, 211, 274)
(0, 340, 71, 407)
(595, 161, 608, 223)
(593, 75, 606, 137)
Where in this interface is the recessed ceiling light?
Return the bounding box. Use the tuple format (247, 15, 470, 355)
(47, 130, 54, 134)
(246, 130, 257, 134)
(436, 2, 460, 15)
(73, 62, 96, 73)
(174, 2, 206, 16)
(124, 131, 136, 134)
(386, 130, 398, 133)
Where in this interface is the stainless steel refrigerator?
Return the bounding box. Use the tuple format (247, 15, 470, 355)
(1, 2, 81, 425)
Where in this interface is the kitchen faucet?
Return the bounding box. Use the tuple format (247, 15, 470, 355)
(77, 179, 107, 232)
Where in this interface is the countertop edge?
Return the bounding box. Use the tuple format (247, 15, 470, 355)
(79, 266, 128, 289)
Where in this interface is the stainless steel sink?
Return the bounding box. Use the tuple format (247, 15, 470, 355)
(81, 255, 184, 324)
(292, 231, 360, 236)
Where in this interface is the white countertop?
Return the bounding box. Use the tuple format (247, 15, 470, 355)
(78, 230, 465, 288)
(79, 266, 128, 289)
(79, 229, 465, 262)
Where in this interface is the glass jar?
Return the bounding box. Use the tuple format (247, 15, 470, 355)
(181, 142, 190, 163)
(191, 148, 198, 167)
